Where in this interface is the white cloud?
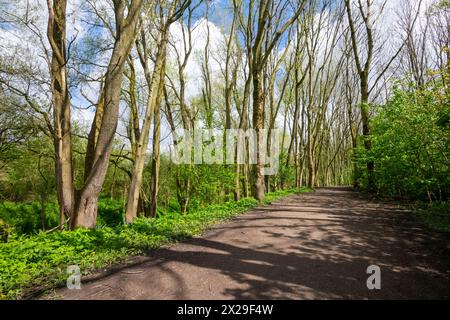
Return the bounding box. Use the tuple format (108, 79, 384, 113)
(168, 17, 227, 99)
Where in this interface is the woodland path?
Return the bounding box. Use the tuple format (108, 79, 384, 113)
(49, 188, 450, 300)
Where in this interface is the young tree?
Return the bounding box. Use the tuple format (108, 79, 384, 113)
(165, 1, 202, 213)
(126, 0, 191, 223)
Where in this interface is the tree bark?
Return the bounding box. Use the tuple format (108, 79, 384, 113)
(46, 0, 75, 228)
(126, 16, 170, 223)
(252, 67, 266, 201)
(148, 54, 166, 218)
(72, 0, 143, 228)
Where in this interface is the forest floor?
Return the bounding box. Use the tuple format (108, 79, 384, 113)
(44, 188, 450, 300)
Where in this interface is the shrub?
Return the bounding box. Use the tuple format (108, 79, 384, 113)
(357, 81, 450, 201)
(97, 199, 125, 227)
(0, 202, 59, 235)
(0, 199, 125, 236)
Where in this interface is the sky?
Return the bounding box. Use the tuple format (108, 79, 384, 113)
(0, 0, 438, 152)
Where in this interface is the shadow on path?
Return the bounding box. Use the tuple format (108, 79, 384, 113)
(49, 188, 450, 300)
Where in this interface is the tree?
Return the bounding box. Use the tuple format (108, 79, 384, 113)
(125, 0, 190, 223)
(46, 0, 75, 227)
(344, 0, 409, 190)
(246, 0, 306, 201)
(46, 0, 144, 229)
(165, 1, 202, 213)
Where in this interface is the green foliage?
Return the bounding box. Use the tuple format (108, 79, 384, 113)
(189, 164, 236, 208)
(357, 80, 450, 201)
(97, 199, 125, 227)
(263, 188, 312, 204)
(415, 201, 450, 233)
(0, 202, 59, 235)
(356, 77, 450, 234)
(0, 188, 309, 300)
(278, 152, 296, 187)
(0, 199, 126, 236)
(0, 219, 13, 243)
(0, 135, 54, 202)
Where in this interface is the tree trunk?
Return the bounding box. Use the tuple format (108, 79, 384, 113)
(47, 0, 75, 228)
(361, 80, 375, 191)
(252, 68, 266, 202)
(126, 26, 169, 223)
(39, 194, 47, 230)
(72, 0, 143, 229)
(148, 58, 165, 218)
(84, 84, 105, 181)
(307, 146, 315, 188)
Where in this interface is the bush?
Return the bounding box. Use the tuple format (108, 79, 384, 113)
(415, 201, 450, 233)
(97, 199, 125, 227)
(0, 202, 59, 235)
(0, 199, 125, 236)
(357, 80, 450, 201)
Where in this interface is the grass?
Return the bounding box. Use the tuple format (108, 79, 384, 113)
(0, 188, 311, 300)
(368, 191, 450, 235)
(414, 201, 450, 233)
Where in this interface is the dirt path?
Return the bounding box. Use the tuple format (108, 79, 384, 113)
(50, 188, 450, 300)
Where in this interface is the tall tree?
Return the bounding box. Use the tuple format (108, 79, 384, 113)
(248, 0, 306, 201)
(125, 0, 190, 223)
(46, 0, 74, 227)
(344, 0, 406, 191)
(46, 0, 144, 229)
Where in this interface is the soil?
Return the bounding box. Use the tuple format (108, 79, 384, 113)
(46, 187, 450, 300)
